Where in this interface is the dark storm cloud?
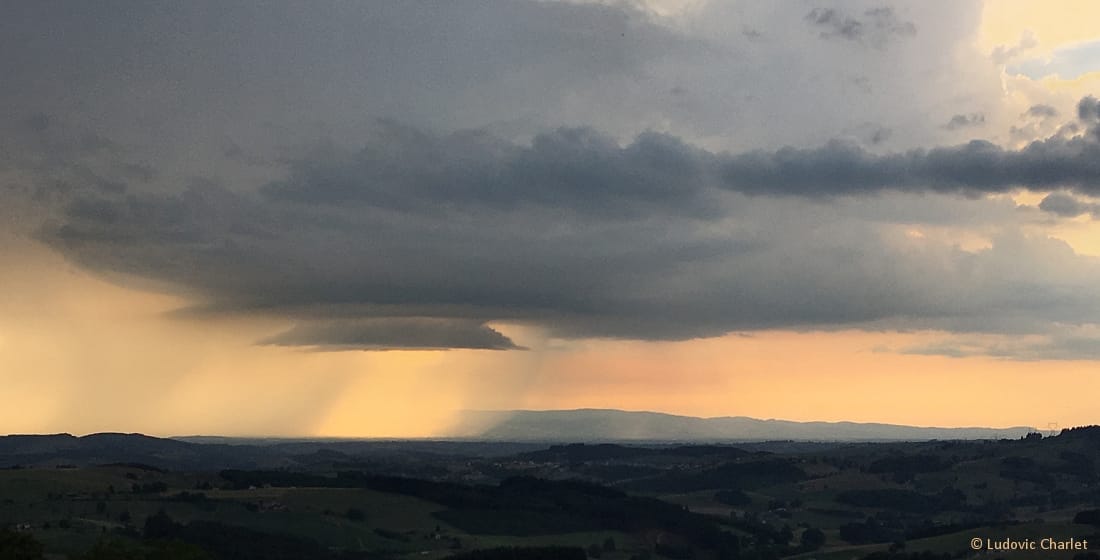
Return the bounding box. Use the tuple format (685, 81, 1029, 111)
(1079, 96, 1100, 125)
(0, 113, 156, 216)
(261, 124, 719, 219)
(3, 113, 119, 168)
(804, 6, 916, 47)
(1025, 104, 1059, 119)
(0, 0, 1001, 175)
(943, 113, 985, 130)
(719, 105, 1100, 196)
(0, 0, 706, 212)
(261, 319, 522, 351)
(35, 106, 1100, 354)
(868, 127, 892, 145)
(253, 101, 1100, 209)
(1039, 192, 1099, 218)
(6, 1, 1097, 361)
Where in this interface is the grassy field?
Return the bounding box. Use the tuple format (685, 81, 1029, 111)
(5, 432, 1100, 560)
(0, 467, 648, 559)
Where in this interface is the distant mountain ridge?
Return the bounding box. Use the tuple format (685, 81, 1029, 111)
(0, 432, 544, 469)
(449, 409, 1037, 441)
(0, 432, 256, 470)
(0, 412, 1038, 469)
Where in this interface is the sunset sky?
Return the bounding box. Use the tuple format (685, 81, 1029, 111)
(2, 0, 1100, 437)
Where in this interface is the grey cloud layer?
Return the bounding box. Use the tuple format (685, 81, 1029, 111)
(721, 97, 1100, 196)
(1026, 104, 1060, 119)
(0, 0, 995, 160)
(258, 99, 1100, 209)
(5, 1, 1099, 356)
(1039, 192, 1100, 218)
(804, 6, 917, 47)
(900, 329, 1100, 362)
(36, 109, 1100, 354)
(262, 125, 720, 219)
(943, 113, 985, 130)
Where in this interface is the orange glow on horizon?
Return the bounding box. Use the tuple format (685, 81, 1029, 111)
(502, 330, 1100, 431)
(3, 207, 1100, 438)
(3, 237, 1100, 438)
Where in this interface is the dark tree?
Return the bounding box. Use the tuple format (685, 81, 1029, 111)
(799, 528, 825, 551)
(145, 541, 213, 560)
(1074, 510, 1100, 525)
(78, 538, 143, 560)
(0, 528, 45, 560)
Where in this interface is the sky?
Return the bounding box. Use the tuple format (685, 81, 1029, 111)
(2, 0, 1100, 437)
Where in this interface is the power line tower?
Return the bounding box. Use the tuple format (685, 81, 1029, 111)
(1046, 422, 1060, 437)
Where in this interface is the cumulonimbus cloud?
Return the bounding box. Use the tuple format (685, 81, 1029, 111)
(29, 96, 1100, 355)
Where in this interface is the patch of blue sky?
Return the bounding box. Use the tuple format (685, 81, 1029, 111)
(1008, 39, 1100, 79)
